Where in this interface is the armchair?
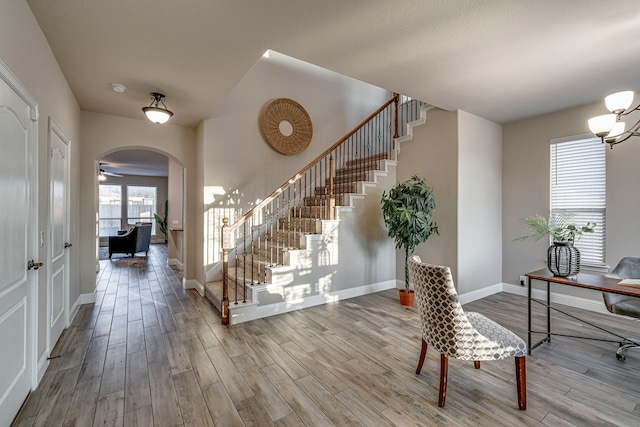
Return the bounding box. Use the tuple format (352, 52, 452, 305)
(602, 257, 640, 360)
(409, 255, 527, 409)
(108, 223, 152, 259)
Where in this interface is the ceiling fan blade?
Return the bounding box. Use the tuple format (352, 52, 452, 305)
(99, 168, 124, 178)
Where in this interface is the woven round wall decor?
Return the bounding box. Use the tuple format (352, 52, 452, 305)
(260, 98, 313, 155)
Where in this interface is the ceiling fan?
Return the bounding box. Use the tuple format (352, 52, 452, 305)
(98, 163, 124, 180)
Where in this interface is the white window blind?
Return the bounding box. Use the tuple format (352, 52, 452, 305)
(550, 136, 606, 267)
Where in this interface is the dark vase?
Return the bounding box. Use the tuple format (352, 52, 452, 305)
(547, 242, 580, 277)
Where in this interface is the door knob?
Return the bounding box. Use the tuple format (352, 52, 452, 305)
(27, 260, 44, 270)
(64, 242, 72, 248)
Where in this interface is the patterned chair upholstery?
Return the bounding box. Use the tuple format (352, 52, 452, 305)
(408, 255, 527, 409)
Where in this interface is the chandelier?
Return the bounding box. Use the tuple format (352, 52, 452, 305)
(142, 92, 173, 124)
(588, 91, 639, 148)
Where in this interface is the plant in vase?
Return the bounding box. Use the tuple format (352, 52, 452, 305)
(381, 174, 438, 305)
(514, 212, 595, 277)
(154, 200, 168, 243)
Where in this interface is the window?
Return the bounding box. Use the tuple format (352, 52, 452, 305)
(127, 185, 157, 235)
(99, 184, 122, 236)
(550, 136, 606, 267)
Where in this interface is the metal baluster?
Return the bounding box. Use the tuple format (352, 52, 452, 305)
(234, 239, 239, 305)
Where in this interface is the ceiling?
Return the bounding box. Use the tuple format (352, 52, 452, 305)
(101, 150, 168, 177)
(27, 0, 640, 128)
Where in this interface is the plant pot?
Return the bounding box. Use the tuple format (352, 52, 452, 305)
(398, 289, 415, 306)
(547, 242, 580, 277)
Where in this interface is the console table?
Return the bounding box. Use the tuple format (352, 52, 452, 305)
(525, 268, 640, 354)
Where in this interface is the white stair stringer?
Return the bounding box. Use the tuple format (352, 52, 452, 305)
(395, 103, 434, 147)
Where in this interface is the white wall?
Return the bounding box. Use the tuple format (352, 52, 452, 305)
(503, 99, 640, 301)
(201, 51, 390, 270)
(167, 158, 184, 264)
(457, 110, 502, 293)
(0, 1, 81, 361)
(396, 109, 459, 281)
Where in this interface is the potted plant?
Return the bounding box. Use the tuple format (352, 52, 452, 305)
(154, 200, 168, 243)
(381, 174, 438, 305)
(514, 212, 595, 277)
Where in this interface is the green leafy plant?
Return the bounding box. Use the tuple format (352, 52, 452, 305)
(513, 212, 595, 244)
(154, 200, 168, 242)
(381, 174, 438, 291)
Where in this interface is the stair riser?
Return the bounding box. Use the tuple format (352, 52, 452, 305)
(336, 162, 382, 176)
(279, 219, 322, 234)
(344, 152, 388, 168)
(315, 183, 357, 195)
(303, 195, 345, 206)
(290, 206, 330, 219)
(329, 172, 368, 185)
(264, 231, 305, 248)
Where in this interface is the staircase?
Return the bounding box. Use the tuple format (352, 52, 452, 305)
(204, 95, 430, 324)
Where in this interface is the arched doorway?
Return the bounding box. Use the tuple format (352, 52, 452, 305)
(96, 148, 186, 274)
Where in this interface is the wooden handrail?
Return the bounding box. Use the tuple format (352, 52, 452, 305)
(226, 94, 398, 233)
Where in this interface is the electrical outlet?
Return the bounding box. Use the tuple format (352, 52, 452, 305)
(520, 275, 527, 286)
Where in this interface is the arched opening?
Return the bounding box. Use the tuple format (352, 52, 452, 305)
(96, 148, 187, 275)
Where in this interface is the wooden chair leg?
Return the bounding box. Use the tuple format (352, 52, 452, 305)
(438, 354, 448, 407)
(416, 339, 428, 374)
(515, 356, 527, 410)
(474, 361, 480, 369)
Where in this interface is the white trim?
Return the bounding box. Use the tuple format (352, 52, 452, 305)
(67, 292, 96, 327)
(183, 278, 204, 297)
(80, 292, 96, 304)
(69, 296, 81, 325)
(454, 281, 610, 315)
(458, 284, 504, 305)
(168, 258, 184, 270)
(37, 353, 49, 385)
(230, 279, 397, 324)
(69, 291, 95, 328)
(501, 283, 609, 315)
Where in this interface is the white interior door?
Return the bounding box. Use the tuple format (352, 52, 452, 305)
(0, 62, 38, 425)
(48, 118, 70, 350)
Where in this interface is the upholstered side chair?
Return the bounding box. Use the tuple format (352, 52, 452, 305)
(408, 255, 527, 409)
(602, 256, 640, 360)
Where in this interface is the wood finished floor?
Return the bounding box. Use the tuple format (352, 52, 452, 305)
(13, 244, 640, 426)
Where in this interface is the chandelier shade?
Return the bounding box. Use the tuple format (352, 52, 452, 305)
(605, 91, 634, 114)
(587, 114, 616, 137)
(142, 92, 173, 124)
(588, 90, 640, 148)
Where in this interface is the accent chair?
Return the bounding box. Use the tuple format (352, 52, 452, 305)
(408, 255, 527, 409)
(108, 223, 152, 259)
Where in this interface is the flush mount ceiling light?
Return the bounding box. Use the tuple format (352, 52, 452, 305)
(588, 91, 640, 148)
(111, 83, 126, 93)
(142, 92, 173, 124)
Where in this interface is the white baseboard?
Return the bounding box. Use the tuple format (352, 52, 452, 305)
(455, 282, 609, 315)
(68, 292, 97, 326)
(79, 292, 96, 304)
(230, 279, 398, 325)
(36, 352, 49, 386)
(458, 283, 504, 305)
(69, 297, 80, 326)
(501, 283, 609, 315)
(183, 278, 204, 297)
(168, 258, 184, 270)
